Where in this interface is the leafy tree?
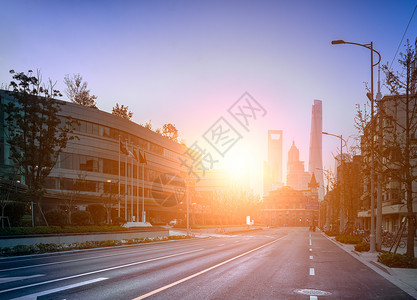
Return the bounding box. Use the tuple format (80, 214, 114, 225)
(112, 103, 133, 120)
(87, 203, 106, 225)
(141, 120, 153, 130)
(161, 123, 179, 142)
(380, 40, 417, 258)
(63, 73, 98, 109)
(5, 70, 77, 225)
(71, 210, 91, 226)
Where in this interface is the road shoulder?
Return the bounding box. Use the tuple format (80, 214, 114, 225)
(320, 231, 417, 299)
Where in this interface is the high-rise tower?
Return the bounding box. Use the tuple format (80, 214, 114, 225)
(308, 100, 324, 201)
(287, 141, 310, 190)
(263, 130, 283, 195)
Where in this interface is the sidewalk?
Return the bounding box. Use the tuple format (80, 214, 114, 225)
(323, 233, 417, 299)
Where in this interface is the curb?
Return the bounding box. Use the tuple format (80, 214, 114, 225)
(321, 232, 417, 299)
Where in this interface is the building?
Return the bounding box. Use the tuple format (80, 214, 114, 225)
(263, 130, 283, 195)
(0, 89, 189, 225)
(357, 93, 417, 233)
(286, 140, 311, 190)
(308, 100, 324, 201)
(261, 186, 319, 227)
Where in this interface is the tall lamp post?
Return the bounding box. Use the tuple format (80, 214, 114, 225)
(331, 39, 381, 252)
(323, 131, 347, 233)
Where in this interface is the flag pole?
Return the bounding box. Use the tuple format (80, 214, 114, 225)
(137, 146, 139, 222)
(130, 143, 133, 222)
(142, 149, 145, 222)
(125, 139, 128, 221)
(118, 135, 121, 217)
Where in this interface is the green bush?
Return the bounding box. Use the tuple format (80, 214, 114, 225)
(378, 253, 417, 268)
(0, 225, 128, 236)
(112, 216, 127, 226)
(36, 243, 65, 253)
(72, 210, 91, 226)
(12, 245, 36, 255)
(45, 209, 68, 227)
(336, 235, 362, 244)
(325, 231, 339, 237)
(87, 204, 106, 225)
(354, 242, 370, 252)
(4, 201, 26, 226)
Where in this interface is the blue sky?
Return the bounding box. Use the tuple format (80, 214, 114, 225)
(1, 0, 416, 193)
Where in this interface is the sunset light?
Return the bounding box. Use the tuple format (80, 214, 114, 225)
(1, 1, 417, 299)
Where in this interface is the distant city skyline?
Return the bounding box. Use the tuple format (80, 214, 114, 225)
(1, 1, 416, 194)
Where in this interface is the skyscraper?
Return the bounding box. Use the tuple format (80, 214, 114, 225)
(308, 100, 324, 201)
(287, 140, 310, 190)
(263, 130, 283, 195)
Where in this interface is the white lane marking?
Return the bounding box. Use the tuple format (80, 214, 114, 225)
(133, 236, 286, 300)
(0, 244, 195, 272)
(0, 249, 203, 295)
(310, 296, 318, 300)
(309, 239, 312, 245)
(309, 256, 313, 260)
(218, 244, 225, 247)
(309, 249, 312, 252)
(310, 268, 315, 276)
(10, 277, 107, 300)
(0, 274, 44, 284)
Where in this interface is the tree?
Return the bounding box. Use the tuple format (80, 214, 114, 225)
(64, 74, 98, 109)
(380, 40, 417, 258)
(161, 123, 179, 142)
(112, 103, 133, 120)
(141, 120, 153, 130)
(5, 70, 77, 225)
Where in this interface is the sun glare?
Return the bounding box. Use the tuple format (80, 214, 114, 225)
(222, 146, 253, 186)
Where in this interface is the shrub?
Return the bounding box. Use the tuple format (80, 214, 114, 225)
(36, 243, 64, 253)
(11, 244, 36, 255)
(336, 235, 362, 244)
(4, 201, 26, 226)
(354, 242, 370, 252)
(378, 253, 417, 268)
(325, 231, 339, 237)
(87, 204, 106, 225)
(45, 210, 68, 227)
(112, 217, 127, 226)
(72, 210, 92, 226)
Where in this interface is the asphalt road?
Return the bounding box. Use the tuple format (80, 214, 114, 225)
(0, 227, 414, 299)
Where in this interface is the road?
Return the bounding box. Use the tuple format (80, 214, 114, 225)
(0, 227, 413, 299)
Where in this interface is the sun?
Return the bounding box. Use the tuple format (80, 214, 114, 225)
(222, 146, 252, 185)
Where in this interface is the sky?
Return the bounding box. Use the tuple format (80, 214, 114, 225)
(1, 0, 417, 195)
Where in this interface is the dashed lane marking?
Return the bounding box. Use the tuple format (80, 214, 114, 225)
(10, 277, 107, 300)
(133, 236, 287, 299)
(0, 249, 203, 295)
(0, 275, 44, 284)
(309, 256, 313, 260)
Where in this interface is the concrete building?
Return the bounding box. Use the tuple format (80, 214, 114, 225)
(308, 100, 324, 201)
(286, 141, 310, 190)
(357, 93, 417, 233)
(0, 90, 189, 224)
(263, 130, 283, 195)
(261, 186, 319, 227)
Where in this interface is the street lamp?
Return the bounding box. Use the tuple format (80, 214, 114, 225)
(322, 131, 347, 233)
(331, 39, 381, 253)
